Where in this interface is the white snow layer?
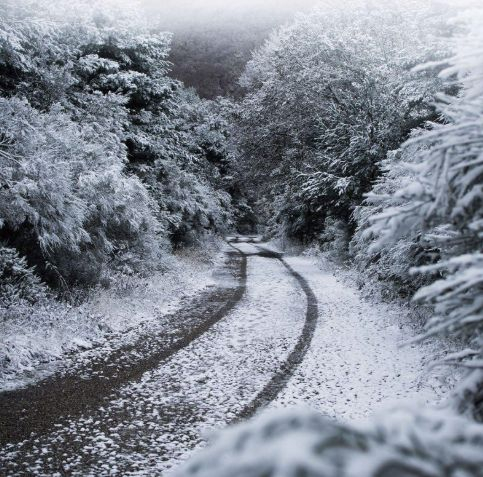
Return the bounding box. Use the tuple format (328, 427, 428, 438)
(269, 255, 452, 422)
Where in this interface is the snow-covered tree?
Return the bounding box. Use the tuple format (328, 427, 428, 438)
(236, 0, 451, 244)
(0, 0, 235, 289)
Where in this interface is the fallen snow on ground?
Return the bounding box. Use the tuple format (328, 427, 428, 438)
(0, 244, 223, 391)
(1, 240, 456, 475)
(270, 254, 454, 422)
(0, 253, 306, 476)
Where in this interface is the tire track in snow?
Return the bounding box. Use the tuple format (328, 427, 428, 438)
(228, 242, 319, 421)
(0, 245, 306, 476)
(0, 251, 247, 446)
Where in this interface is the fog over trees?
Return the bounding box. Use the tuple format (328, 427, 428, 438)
(147, 0, 319, 98)
(1, 0, 483, 475)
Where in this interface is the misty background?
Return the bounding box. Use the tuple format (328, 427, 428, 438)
(141, 0, 319, 98)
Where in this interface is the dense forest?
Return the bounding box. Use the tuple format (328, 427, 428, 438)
(0, 0, 239, 293)
(1, 0, 483, 475)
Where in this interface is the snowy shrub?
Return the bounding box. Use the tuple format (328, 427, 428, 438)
(0, 245, 47, 307)
(313, 218, 350, 263)
(352, 143, 441, 300)
(176, 407, 483, 477)
(0, 96, 161, 288)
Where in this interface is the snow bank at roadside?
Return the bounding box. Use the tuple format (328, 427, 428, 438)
(0, 239, 224, 391)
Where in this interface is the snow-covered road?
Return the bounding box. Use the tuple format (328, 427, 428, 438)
(0, 238, 450, 475)
(271, 256, 450, 421)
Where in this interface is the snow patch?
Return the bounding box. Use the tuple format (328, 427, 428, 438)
(270, 254, 456, 421)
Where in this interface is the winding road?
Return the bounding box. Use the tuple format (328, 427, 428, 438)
(0, 237, 320, 476)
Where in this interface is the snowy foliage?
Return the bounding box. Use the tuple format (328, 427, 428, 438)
(352, 140, 441, 299)
(0, 95, 161, 287)
(0, 245, 47, 307)
(176, 407, 483, 477)
(363, 6, 483, 410)
(0, 0, 234, 290)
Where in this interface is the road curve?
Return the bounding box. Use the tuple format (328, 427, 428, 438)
(230, 243, 319, 421)
(0, 238, 320, 476)
(0, 251, 247, 446)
